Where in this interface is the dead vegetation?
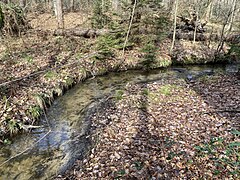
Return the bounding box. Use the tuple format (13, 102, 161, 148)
(0, 2, 29, 36)
(63, 73, 239, 179)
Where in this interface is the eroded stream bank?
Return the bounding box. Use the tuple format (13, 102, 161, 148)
(0, 64, 239, 179)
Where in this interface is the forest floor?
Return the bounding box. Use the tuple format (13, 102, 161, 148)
(61, 72, 240, 179)
(1, 12, 230, 141)
(0, 12, 239, 179)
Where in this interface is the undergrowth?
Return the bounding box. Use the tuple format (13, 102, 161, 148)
(0, 2, 29, 36)
(194, 131, 240, 177)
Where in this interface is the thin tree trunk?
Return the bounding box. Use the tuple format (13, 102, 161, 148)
(56, 0, 64, 29)
(204, 0, 213, 22)
(53, 0, 57, 16)
(122, 0, 137, 57)
(193, 11, 198, 44)
(217, 5, 233, 53)
(226, 0, 237, 33)
(170, 0, 178, 53)
(210, 0, 214, 20)
(70, 0, 75, 11)
(217, 0, 239, 53)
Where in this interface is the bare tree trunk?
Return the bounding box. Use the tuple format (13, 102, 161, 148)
(204, 0, 213, 22)
(193, 11, 199, 44)
(210, 0, 214, 18)
(70, 0, 75, 11)
(226, 0, 237, 33)
(170, 0, 178, 53)
(56, 0, 64, 29)
(217, 6, 233, 53)
(216, 0, 239, 53)
(53, 0, 57, 16)
(122, 0, 137, 57)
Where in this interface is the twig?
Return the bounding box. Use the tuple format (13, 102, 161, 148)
(0, 130, 51, 167)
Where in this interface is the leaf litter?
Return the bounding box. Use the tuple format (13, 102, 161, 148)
(61, 72, 239, 179)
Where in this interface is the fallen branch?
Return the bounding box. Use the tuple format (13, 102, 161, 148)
(22, 125, 43, 130)
(53, 28, 109, 38)
(177, 15, 207, 33)
(168, 32, 239, 42)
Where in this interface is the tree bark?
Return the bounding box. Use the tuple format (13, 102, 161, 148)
(53, 0, 57, 16)
(70, 0, 75, 11)
(53, 28, 109, 38)
(193, 11, 198, 44)
(56, 0, 64, 29)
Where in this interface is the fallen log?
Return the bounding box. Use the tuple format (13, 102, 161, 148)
(177, 15, 207, 33)
(53, 28, 109, 38)
(168, 32, 218, 41)
(53, 27, 239, 44)
(168, 32, 239, 43)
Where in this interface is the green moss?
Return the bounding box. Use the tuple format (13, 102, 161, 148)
(115, 90, 124, 101)
(44, 71, 58, 80)
(159, 84, 176, 96)
(23, 54, 33, 64)
(142, 88, 150, 96)
(64, 76, 74, 87)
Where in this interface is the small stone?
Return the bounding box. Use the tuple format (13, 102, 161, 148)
(94, 165, 99, 169)
(93, 170, 98, 174)
(110, 166, 117, 171)
(114, 152, 121, 159)
(86, 167, 92, 171)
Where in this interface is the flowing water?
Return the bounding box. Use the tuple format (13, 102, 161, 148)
(0, 64, 239, 179)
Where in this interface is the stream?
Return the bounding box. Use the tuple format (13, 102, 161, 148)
(0, 64, 239, 180)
